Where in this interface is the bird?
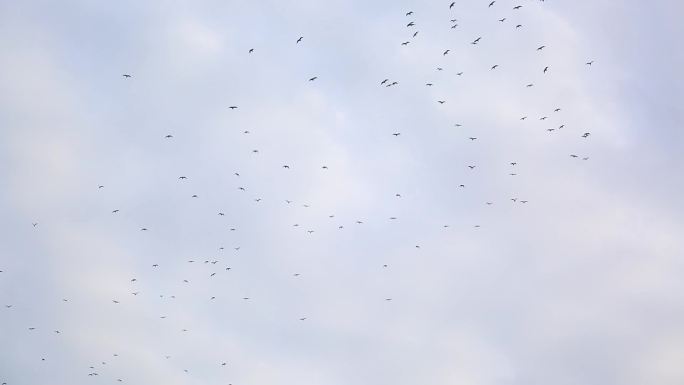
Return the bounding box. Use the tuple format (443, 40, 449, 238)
(32, 222, 38, 227)
(401, 41, 410, 46)
(296, 36, 303, 43)
(471, 37, 482, 45)
(392, 132, 401, 136)
(443, 49, 450, 55)
(228, 106, 238, 109)
(308, 76, 318, 81)
(381, 79, 389, 85)
(499, 18, 506, 22)
(407, 22, 415, 27)
(248, 48, 254, 53)
(513, 5, 523, 9)
(537, 45, 546, 51)
(586, 60, 595, 65)
(544, 66, 549, 73)
(449, 2, 455, 9)
(438, 100, 446, 104)
(489, 1, 496, 7)
(406, 11, 413, 16)
(164, 134, 173, 138)
(122, 74, 132, 78)
(491, 64, 499, 70)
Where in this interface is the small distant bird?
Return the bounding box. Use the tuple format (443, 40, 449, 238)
(468, 137, 477, 141)
(513, 5, 523, 9)
(283, 165, 290, 169)
(165, 134, 173, 138)
(491, 64, 499, 70)
(401, 41, 410, 46)
(122, 74, 132, 78)
(586, 60, 595, 65)
(443, 49, 450, 55)
(229, 106, 238, 109)
(407, 22, 415, 27)
(537, 45, 546, 51)
(450, 2, 455, 9)
(296, 36, 303, 43)
(392, 132, 401, 136)
(249, 48, 254, 53)
(32, 222, 38, 227)
(516, 24, 523, 28)
(499, 18, 506, 22)
(426, 83, 433, 86)
(308, 76, 317, 81)
(406, 11, 413, 16)
(489, 1, 496, 6)
(582, 132, 591, 138)
(438, 100, 446, 104)
(544, 66, 549, 73)
(471, 37, 482, 44)
(381, 79, 389, 85)
(178, 176, 187, 180)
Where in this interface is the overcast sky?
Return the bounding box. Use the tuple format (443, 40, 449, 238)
(1, 0, 683, 384)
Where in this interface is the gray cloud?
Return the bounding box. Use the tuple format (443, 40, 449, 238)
(1, 0, 683, 384)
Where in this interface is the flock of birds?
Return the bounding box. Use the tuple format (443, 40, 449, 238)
(2, 1, 598, 384)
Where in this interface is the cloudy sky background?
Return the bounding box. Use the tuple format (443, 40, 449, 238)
(1, 0, 683, 384)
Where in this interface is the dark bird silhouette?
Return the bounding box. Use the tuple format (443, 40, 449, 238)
(296, 36, 303, 43)
(489, 1, 496, 6)
(249, 48, 254, 53)
(309, 76, 318, 81)
(229, 106, 238, 109)
(450, 2, 455, 9)
(122, 74, 132, 78)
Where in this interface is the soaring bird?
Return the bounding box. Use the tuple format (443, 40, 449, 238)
(296, 36, 303, 43)
(471, 37, 482, 44)
(248, 48, 254, 53)
(406, 11, 413, 16)
(468, 137, 477, 141)
(229, 106, 238, 109)
(450, 2, 455, 9)
(165, 134, 173, 138)
(586, 60, 595, 65)
(489, 1, 496, 7)
(491, 64, 499, 70)
(544, 66, 549, 73)
(499, 18, 506, 22)
(537, 45, 546, 50)
(407, 22, 415, 27)
(513, 5, 523, 9)
(438, 100, 446, 104)
(401, 41, 410, 46)
(309, 76, 318, 81)
(122, 74, 132, 78)
(392, 132, 401, 136)
(443, 49, 450, 55)
(381, 79, 389, 85)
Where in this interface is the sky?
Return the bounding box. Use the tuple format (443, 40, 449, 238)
(1, 0, 683, 384)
